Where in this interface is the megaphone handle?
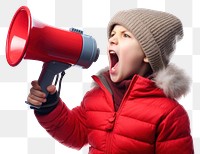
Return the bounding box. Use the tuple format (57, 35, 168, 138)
(38, 65, 57, 96)
(26, 61, 71, 109)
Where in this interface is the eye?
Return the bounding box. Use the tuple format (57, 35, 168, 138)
(110, 32, 115, 38)
(123, 33, 131, 38)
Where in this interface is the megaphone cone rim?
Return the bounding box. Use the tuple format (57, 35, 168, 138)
(6, 6, 32, 66)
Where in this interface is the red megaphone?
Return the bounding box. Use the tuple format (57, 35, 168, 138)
(6, 6, 100, 109)
(6, 6, 99, 67)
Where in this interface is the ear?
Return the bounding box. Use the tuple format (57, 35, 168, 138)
(143, 57, 149, 63)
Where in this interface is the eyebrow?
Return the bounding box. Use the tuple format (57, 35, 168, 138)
(111, 30, 129, 34)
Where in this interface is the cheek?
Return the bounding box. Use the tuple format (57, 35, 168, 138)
(120, 47, 134, 62)
(121, 47, 141, 62)
(119, 42, 144, 68)
(121, 52, 144, 71)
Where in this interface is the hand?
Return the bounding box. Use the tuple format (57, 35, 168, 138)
(27, 80, 57, 106)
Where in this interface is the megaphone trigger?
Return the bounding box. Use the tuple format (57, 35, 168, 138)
(38, 61, 71, 96)
(26, 61, 71, 109)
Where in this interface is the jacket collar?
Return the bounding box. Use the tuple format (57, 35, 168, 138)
(92, 64, 191, 100)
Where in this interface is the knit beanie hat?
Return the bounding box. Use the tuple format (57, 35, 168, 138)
(107, 8, 183, 72)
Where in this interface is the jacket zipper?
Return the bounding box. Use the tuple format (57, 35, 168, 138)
(106, 131, 113, 154)
(117, 75, 138, 113)
(92, 75, 139, 154)
(106, 75, 139, 154)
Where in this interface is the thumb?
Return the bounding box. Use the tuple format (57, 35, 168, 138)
(47, 85, 57, 95)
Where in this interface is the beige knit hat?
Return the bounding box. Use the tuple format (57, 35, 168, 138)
(107, 8, 183, 72)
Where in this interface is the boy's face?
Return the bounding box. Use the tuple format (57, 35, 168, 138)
(107, 25, 148, 83)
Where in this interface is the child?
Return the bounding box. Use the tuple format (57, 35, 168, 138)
(27, 8, 194, 153)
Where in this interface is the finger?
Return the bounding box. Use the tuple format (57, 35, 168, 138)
(28, 93, 47, 103)
(30, 87, 46, 98)
(47, 85, 57, 95)
(27, 95, 44, 106)
(31, 80, 42, 90)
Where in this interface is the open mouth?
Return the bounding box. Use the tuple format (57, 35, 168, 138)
(109, 50, 119, 69)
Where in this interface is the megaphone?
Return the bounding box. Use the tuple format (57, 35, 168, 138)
(6, 6, 100, 108)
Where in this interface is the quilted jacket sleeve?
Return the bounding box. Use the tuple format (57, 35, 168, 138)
(34, 98, 88, 150)
(156, 104, 194, 154)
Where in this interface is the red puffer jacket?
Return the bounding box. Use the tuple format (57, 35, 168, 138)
(35, 65, 194, 154)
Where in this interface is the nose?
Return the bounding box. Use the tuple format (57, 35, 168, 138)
(109, 35, 118, 45)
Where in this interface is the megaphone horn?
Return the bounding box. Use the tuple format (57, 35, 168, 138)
(6, 6, 100, 109)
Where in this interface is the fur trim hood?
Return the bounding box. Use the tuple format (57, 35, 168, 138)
(93, 64, 191, 100)
(153, 64, 191, 99)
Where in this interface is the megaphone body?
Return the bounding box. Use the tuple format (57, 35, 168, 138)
(6, 6, 99, 108)
(6, 6, 99, 68)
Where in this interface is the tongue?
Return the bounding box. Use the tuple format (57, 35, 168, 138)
(111, 62, 118, 73)
(112, 62, 118, 69)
